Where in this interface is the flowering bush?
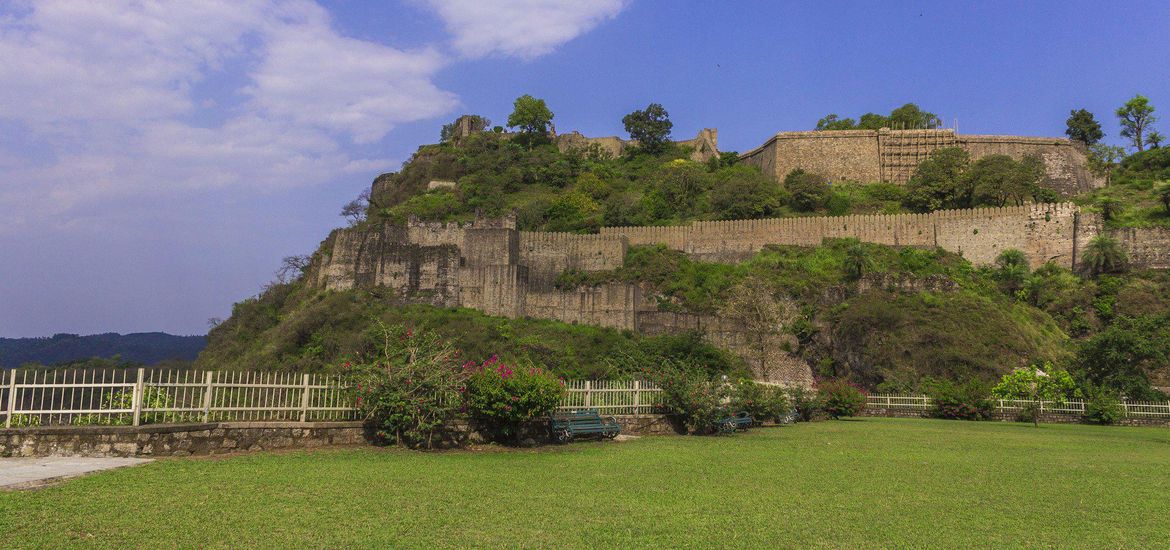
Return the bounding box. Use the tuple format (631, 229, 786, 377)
(345, 323, 468, 449)
(817, 379, 867, 419)
(464, 356, 565, 443)
(649, 365, 732, 434)
(730, 380, 790, 423)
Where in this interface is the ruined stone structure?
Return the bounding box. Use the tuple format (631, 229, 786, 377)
(738, 129, 1103, 195)
(309, 200, 1170, 386)
(555, 128, 720, 162)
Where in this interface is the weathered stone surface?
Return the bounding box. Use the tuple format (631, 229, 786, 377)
(738, 129, 1104, 193)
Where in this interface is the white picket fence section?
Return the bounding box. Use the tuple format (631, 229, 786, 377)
(866, 393, 1170, 418)
(2, 368, 357, 428)
(559, 380, 663, 415)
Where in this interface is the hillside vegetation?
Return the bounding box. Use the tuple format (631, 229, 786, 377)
(203, 103, 1170, 398)
(1, 332, 205, 369)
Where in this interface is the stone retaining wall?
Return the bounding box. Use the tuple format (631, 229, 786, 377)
(0, 415, 681, 458)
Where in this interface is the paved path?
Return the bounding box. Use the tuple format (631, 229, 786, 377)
(0, 457, 152, 490)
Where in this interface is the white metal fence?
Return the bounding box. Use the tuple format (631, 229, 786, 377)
(559, 380, 663, 415)
(7, 371, 1168, 428)
(866, 393, 1170, 418)
(2, 368, 357, 428)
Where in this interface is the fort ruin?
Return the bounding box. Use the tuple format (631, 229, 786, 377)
(738, 128, 1104, 194)
(308, 201, 1170, 387)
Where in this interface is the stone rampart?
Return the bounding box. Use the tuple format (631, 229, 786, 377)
(519, 231, 628, 288)
(1112, 227, 1170, 270)
(739, 129, 1103, 193)
(603, 203, 1083, 269)
(308, 202, 1170, 387)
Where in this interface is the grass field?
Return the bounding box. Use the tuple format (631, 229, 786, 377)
(3, 418, 1169, 548)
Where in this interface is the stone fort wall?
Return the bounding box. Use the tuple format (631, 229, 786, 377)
(310, 204, 1168, 386)
(739, 129, 1103, 195)
(601, 203, 1090, 270)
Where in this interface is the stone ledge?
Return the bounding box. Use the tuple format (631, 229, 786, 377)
(0, 421, 364, 436)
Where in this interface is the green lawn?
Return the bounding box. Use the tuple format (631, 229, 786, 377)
(3, 418, 1169, 548)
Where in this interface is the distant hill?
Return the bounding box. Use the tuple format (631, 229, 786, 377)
(0, 332, 206, 369)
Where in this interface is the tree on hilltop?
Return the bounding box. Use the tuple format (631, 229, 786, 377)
(507, 94, 554, 147)
(622, 103, 673, 154)
(783, 169, 829, 212)
(1148, 131, 1164, 149)
(1065, 109, 1104, 146)
(1116, 94, 1157, 151)
(815, 114, 857, 131)
(888, 103, 942, 130)
(814, 103, 941, 131)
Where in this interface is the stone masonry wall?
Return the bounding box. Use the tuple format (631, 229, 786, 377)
(0, 422, 370, 458)
(739, 129, 1103, 193)
(1112, 227, 1170, 270)
(602, 203, 1084, 270)
(0, 417, 682, 457)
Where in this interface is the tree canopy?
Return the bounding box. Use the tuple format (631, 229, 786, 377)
(815, 103, 942, 131)
(1065, 109, 1104, 146)
(622, 103, 673, 154)
(507, 94, 554, 145)
(1116, 95, 1157, 152)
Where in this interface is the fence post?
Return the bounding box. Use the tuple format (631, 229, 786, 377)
(202, 371, 214, 423)
(131, 367, 145, 426)
(4, 369, 15, 429)
(584, 380, 592, 409)
(633, 380, 641, 416)
(299, 374, 311, 423)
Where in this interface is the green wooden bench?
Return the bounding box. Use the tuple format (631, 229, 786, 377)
(549, 409, 621, 443)
(718, 411, 754, 434)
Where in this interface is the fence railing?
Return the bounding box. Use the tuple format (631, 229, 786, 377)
(2, 368, 357, 428)
(559, 380, 663, 415)
(866, 394, 1170, 418)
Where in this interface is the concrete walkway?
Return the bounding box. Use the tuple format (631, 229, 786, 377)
(0, 457, 152, 490)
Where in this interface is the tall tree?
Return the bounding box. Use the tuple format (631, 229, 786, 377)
(622, 103, 674, 154)
(1065, 109, 1104, 146)
(1116, 94, 1157, 151)
(506, 94, 554, 146)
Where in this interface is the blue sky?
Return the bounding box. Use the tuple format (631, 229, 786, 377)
(0, 0, 1167, 337)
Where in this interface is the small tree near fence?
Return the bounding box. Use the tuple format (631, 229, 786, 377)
(346, 323, 468, 449)
(991, 363, 1081, 426)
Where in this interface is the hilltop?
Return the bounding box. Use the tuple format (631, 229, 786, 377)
(199, 102, 1170, 399)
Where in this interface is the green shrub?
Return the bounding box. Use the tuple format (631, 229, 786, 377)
(926, 379, 994, 420)
(1084, 391, 1125, 425)
(817, 379, 867, 419)
(650, 365, 732, 434)
(464, 357, 565, 443)
(346, 323, 468, 449)
(784, 169, 829, 212)
(730, 380, 790, 423)
(787, 387, 822, 422)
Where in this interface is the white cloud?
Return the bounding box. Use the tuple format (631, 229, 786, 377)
(0, 0, 457, 233)
(423, 0, 628, 59)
